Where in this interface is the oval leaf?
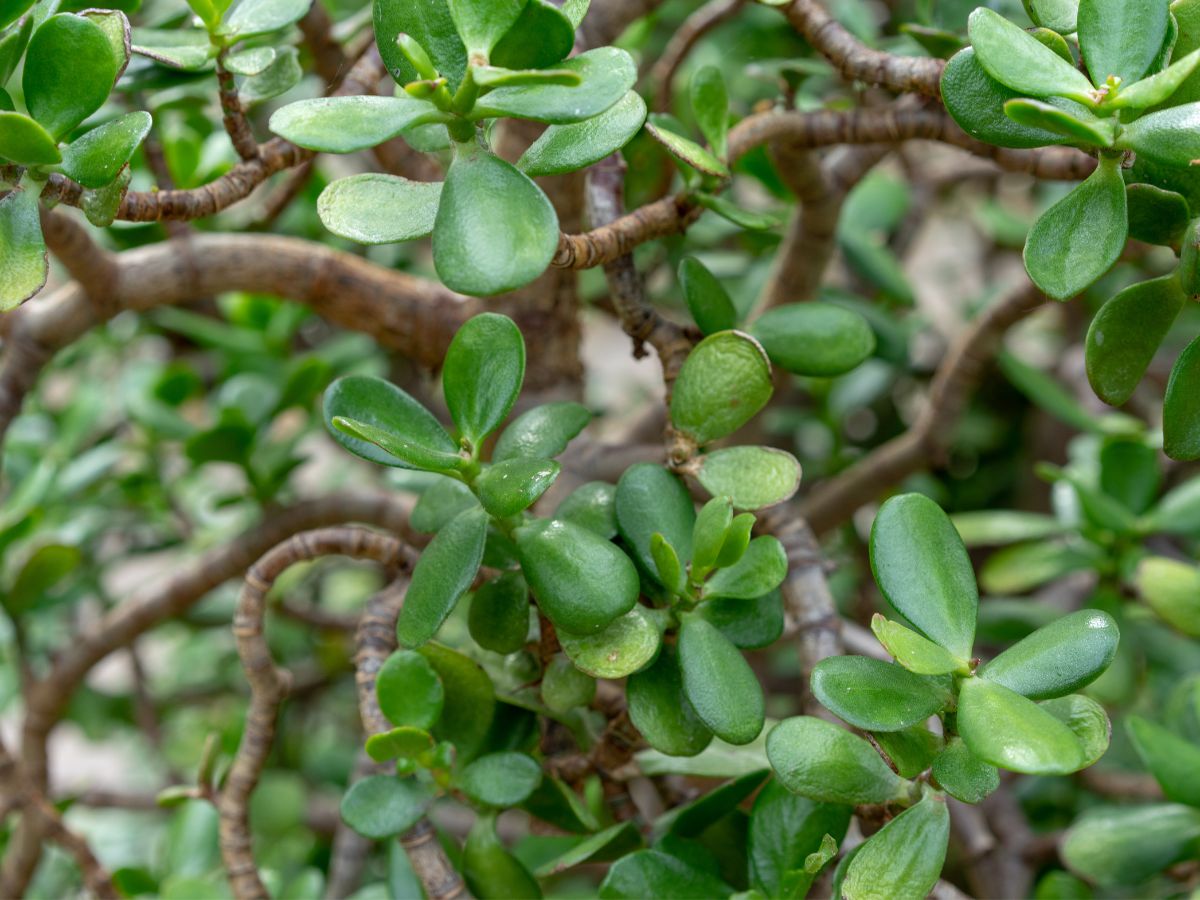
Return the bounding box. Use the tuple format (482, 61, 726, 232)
(475, 457, 559, 517)
(670, 331, 773, 445)
(967, 7, 1096, 103)
(323, 375, 457, 469)
(442, 312, 526, 446)
(396, 506, 489, 647)
(0, 184, 47, 311)
(750, 302, 876, 377)
(1164, 333, 1200, 460)
(340, 775, 430, 839)
(24, 14, 120, 137)
(841, 793, 950, 900)
(377, 649, 445, 730)
(694, 445, 801, 511)
(978, 608, 1119, 699)
(61, 111, 152, 188)
(518, 90, 647, 177)
(811, 656, 953, 732)
(318, 174, 443, 245)
(1086, 274, 1184, 406)
(493, 401, 590, 462)
(559, 606, 661, 678)
(626, 645, 713, 757)
(0, 111, 61, 165)
(678, 615, 764, 745)
(458, 751, 542, 808)
(957, 676, 1085, 774)
(615, 463, 695, 583)
(1077, 0, 1169, 84)
(766, 716, 912, 805)
(468, 571, 530, 654)
(472, 47, 636, 124)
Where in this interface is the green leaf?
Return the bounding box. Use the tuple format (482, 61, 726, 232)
(677, 615, 764, 745)
(748, 781, 851, 899)
(534, 822, 643, 878)
(1182, 218, 1200, 296)
(333, 417, 465, 472)
(0, 16, 34, 85)
(979, 609, 1119, 699)
(374, 0, 466, 90)
(223, 46, 275, 75)
(1133, 556, 1200, 637)
(766, 716, 912, 805)
(558, 606, 661, 678)
(365, 725, 434, 763)
(873, 726, 945, 779)
(340, 776, 431, 839)
(957, 676, 1085, 774)
(493, 402, 590, 462)
(1085, 274, 1184, 406)
(1024, 0, 1078, 32)
(412, 477, 478, 534)
(490, 0, 573, 69)
(678, 257, 737, 335)
(475, 457, 559, 517)
(0, 112, 61, 165)
(396, 506, 488, 647)
(0, 184, 47, 311)
(463, 812, 543, 899)
(1024, 156, 1127, 300)
(1061, 804, 1200, 886)
(270, 96, 442, 155)
(693, 446, 801, 512)
(471, 66, 580, 87)
(670, 331, 773, 445)
(951, 510, 1066, 546)
(237, 46, 301, 105)
(645, 121, 729, 177)
(750, 302, 876, 377)
(518, 90, 646, 177)
(442, 312, 525, 446)
(5, 544, 82, 616)
(691, 497, 733, 574)
(1003, 98, 1115, 146)
(1118, 102, 1200, 167)
(515, 517, 639, 634)
(811, 657, 953, 732)
(870, 493, 978, 660)
(967, 8, 1097, 104)
(447, 0, 523, 55)
(615, 463, 695, 583)
(932, 737, 1000, 803)
(471, 47, 636, 124)
(0, 0, 34, 31)
(1164, 334, 1200, 460)
(841, 793, 950, 900)
(60, 111, 151, 188)
(433, 142, 558, 296)
(323, 375, 457, 469)
(221, 0, 308, 38)
(554, 481, 617, 539)
(695, 193, 781, 231)
(689, 65, 728, 159)
(540, 653, 594, 713)
(979, 539, 1101, 594)
(999, 351, 1107, 433)
(1042, 694, 1110, 767)
(130, 28, 212, 70)
(1077, 0, 1169, 84)
(698, 589, 784, 650)
(871, 615, 968, 675)
(376, 650, 445, 730)
(657, 768, 770, 838)
(941, 49, 1070, 149)
(1127, 716, 1200, 805)
(599, 849, 732, 899)
(459, 751, 542, 807)
(468, 571, 530, 654)
(715, 513, 755, 569)
(24, 13, 120, 138)
(703, 535, 787, 600)
(1100, 439, 1160, 513)
(317, 174, 442, 245)
(419, 642, 495, 758)
(627, 645, 714, 757)
(1141, 475, 1200, 534)
(1108, 47, 1200, 108)
(650, 533, 685, 594)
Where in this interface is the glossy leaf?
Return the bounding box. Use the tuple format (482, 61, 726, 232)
(463, 812, 543, 899)
(1077, 0, 1169, 84)
(433, 142, 558, 296)
(475, 457, 559, 517)
(650, 533, 685, 594)
(957, 676, 1085, 774)
(941, 49, 1068, 149)
(340, 776, 430, 839)
(558, 606, 661, 678)
(490, 0, 573, 70)
(1109, 47, 1200, 108)
(932, 737, 999, 803)
(0, 184, 47, 311)
(0, 16, 33, 84)
(493, 402, 590, 462)
(695, 193, 781, 231)
(1024, 156, 1127, 301)
(0, 0, 33, 31)
(60, 111, 152, 188)
(1126, 184, 1190, 247)
(841, 793, 950, 900)
(1085, 274, 1184, 406)
(0, 112, 60, 165)
(443, 312, 525, 448)
(412, 477, 478, 534)
(1042, 694, 1110, 767)
(645, 121, 729, 177)
(1003, 98, 1115, 146)
(627, 646, 714, 757)
(678, 257, 737, 335)
(615, 463, 695, 582)
(1164, 334, 1200, 460)
(459, 752, 542, 808)
(871, 615, 967, 675)
(554, 481, 617, 539)
(271, 96, 441, 155)
(599, 849, 731, 899)
(1133, 556, 1200, 636)
(396, 506, 488, 647)
(333, 417, 465, 472)
(469, 571, 530, 654)
(748, 781, 851, 900)
(447, 0, 523, 55)
(377, 650, 444, 730)
(1061, 803, 1200, 886)
(515, 517, 639, 634)
(811, 656, 952, 731)
(870, 493, 978, 660)
(1024, 0, 1078, 32)
(694, 445, 801, 512)
(24, 14, 120, 138)
(323, 375, 457, 469)
(691, 497, 733, 574)
(715, 513, 755, 569)
(698, 588, 785, 650)
(317, 175, 442, 245)
(750, 302, 875, 377)
(967, 8, 1096, 103)
(703, 535, 787, 600)
(1127, 715, 1200, 805)
(1118, 102, 1200, 167)
(373, 0, 466, 89)
(472, 47, 636, 124)
(873, 726, 944, 779)
(766, 716, 912, 805)
(979, 608, 1118, 699)
(518, 90, 647, 176)
(222, 0, 308, 38)
(365, 725, 434, 762)
(689, 65, 728, 159)
(670, 331, 773, 445)
(419, 643, 495, 758)
(678, 615, 764, 745)
(541, 654, 595, 713)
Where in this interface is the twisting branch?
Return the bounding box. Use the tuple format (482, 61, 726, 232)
(38, 208, 120, 312)
(647, 0, 747, 109)
(218, 526, 410, 899)
(216, 55, 260, 162)
(800, 280, 1046, 534)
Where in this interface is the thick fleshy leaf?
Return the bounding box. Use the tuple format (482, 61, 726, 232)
(1003, 98, 1115, 146)
(1127, 716, 1200, 805)
(515, 517, 638, 634)
(657, 769, 770, 838)
(1126, 184, 1190, 246)
(967, 7, 1097, 103)
(695, 192, 781, 231)
(1164, 334, 1200, 460)
(0, 185, 47, 311)
(841, 793, 950, 900)
(270, 96, 442, 154)
(941, 49, 1069, 149)
(932, 737, 999, 803)
(678, 615, 764, 745)
(1134, 556, 1200, 637)
(373, 0, 466, 89)
(698, 588, 784, 650)
(433, 142, 558, 296)
(472, 47, 636, 123)
(689, 65, 728, 159)
(615, 463, 695, 583)
(333, 417, 465, 471)
(870, 493, 978, 660)
(471, 66, 579, 87)
(650, 533, 685, 594)
(377, 650, 444, 730)
(223, 46, 275, 75)
(678, 256, 737, 335)
(694, 446, 801, 511)
(670, 331, 773, 445)
(0, 16, 33, 85)
(703, 535, 787, 600)
(1061, 804, 1200, 886)
(811, 656, 953, 731)
(951, 510, 1066, 546)
(365, 725, 434, 763)
(475, 457, 559, 517)
(599, 850, 731, 899)
(323, 375, 457, 469)
(239, 45, 301, 105)
(1141, 476, 1200, 534)
(1042, 694, 1110, 767)
(493, 402, 590, 462)
(419, 643, 495, 757)
(559, 606, 661, 678)
(0, 0, 34, 31)
(518, 90, 646, 176)
(130, 28, 213, 70)
(447, 0, 523, 55)
(221, 0, 308, 38)
(1109, 48, 1200, 109)
(957, 676, 1085, 774)
(534, 822, 642, 878)
(874, 726, 944, 779)
(1024, 0, 1078, 32)
(627, 645, 713, 757)
(871, 615, 967, 675)
(766, 716, 912, 805)
(24, 14, 119, 138)
(340, 776, 431, 839)
(1024, 156, 1127, 300)
(748, 781, 852, 900)
(459, 752, 542, 807)
(541, 653, 595, 713)
(1085, 274, 1184, 406)
(318, 175, 442, 244)
(490, 0, 573, 69)
(442, 312, 525, 445)
(554, 481, 617, 539)
(396, 506, 488, 647)
(0, 111, 60, 164)
(645, 121, 729, 177)
(1077, 0, 1169, 84)
(412, 478, 478, 534)
(468, 571, 530, 654)
(750, 302, 876, 377)
(691, 497, 733, 575)
(1118, 102, 1200, 167)
(979, 609, 1118, 699)
(463, 812, 543, 899)
(60, 111, 151, 188)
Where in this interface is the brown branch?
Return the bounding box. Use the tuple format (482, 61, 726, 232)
(297, 0, 348, 86)
(218, 526, 409, 900)
(647, 0, 747, 109)
(217, 55, 261, 162)
(800, 280, 1046, 534)
(38, 208, 120, 313)
(577, 0, 669, 50)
